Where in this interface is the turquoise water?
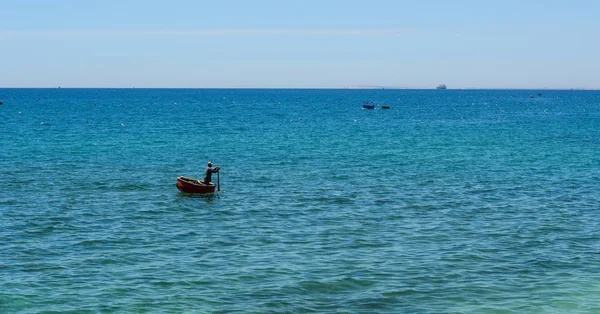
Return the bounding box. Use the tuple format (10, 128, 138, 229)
(1, 88, 600, 313)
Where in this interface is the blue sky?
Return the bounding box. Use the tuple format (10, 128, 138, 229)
(1, 0, 599, 89)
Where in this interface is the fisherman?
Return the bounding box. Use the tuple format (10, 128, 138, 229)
(203, 162, 220, 184)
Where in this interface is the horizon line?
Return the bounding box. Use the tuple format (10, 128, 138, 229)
(0, 87, 597, 91)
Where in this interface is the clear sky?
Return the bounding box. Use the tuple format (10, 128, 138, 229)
(1, 0, 599, 89)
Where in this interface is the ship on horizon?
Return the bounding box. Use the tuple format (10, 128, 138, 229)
(436, 84, 447, 90)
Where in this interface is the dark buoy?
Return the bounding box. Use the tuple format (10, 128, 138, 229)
(381, 105, 390, 109)
(0, 100, 3, 105)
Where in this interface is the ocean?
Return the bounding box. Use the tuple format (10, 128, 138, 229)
(1, 88, 600, 313)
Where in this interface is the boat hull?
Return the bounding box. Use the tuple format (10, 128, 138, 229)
(176, 176, 216, 194)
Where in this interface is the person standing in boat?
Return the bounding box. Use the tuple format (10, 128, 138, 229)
(203, 162, 220, 184)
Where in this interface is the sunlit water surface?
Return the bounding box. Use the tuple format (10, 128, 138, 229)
(1, 89, 600, 313)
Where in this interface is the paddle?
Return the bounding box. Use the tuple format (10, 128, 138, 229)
(217, 169, 221, 192)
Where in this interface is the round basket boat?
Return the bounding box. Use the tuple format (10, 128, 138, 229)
(176, 176, 216, 194)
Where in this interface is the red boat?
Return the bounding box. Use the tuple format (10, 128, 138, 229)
(176, 176, 217, 194)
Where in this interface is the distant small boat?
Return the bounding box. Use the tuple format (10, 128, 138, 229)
(436, 84, 447, 90)
(381, 105, 390, 109)
(176, 176, 216, 194)
(363, 101, 375, 109)
(0, 100, 3, 105)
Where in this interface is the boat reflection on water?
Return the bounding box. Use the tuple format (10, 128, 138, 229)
(177, 191, 220, 201)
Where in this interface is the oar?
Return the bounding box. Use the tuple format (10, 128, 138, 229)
(217, 170, 221, 192)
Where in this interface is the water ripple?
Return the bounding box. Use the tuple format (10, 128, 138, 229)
(2, 89, 600, 312)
